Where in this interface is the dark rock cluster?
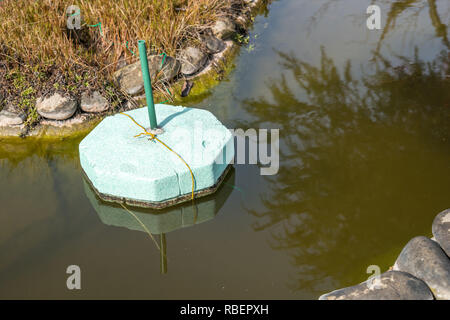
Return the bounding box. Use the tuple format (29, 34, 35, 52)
(320, 209, 450, 300)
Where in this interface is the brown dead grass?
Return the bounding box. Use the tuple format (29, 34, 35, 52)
(0, 0, 246, 127)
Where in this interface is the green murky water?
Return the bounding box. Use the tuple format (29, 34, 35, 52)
(1, 0, 449, 299)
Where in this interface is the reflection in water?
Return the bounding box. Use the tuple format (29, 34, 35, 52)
(241, 47, 450, 292)
(83, 169, 235, 274)
(0, 138, 81, 168)
(375, 0, 449, 52)
(311, 0, 449, 52)
(0, 138, 91, 288)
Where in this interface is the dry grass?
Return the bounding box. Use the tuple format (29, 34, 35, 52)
(0, 0, 245, 127)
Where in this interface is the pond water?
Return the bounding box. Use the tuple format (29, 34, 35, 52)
(0, 0, 449, 299)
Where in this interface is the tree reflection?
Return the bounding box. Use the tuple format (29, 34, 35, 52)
(310, 0, 449, 51)
(375, 0, 449, 52)
(241, 47, 450, 293)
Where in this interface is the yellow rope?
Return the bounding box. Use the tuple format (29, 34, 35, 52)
(119, 112, 196, 200)
(120, 203, 160, 250)
(120, 203, 170, 264)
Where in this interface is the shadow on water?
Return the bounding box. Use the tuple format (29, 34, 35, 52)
(240, 47, 450, 292)
(83, 168, 235, 274)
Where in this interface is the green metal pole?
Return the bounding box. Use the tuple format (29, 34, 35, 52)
(138, 40, 157, 129)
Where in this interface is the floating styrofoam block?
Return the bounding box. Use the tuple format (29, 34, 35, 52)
(79, 105, 234, 207)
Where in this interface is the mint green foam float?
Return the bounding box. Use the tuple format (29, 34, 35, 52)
(79, 104, 234, 208)
(79, 40, 234, 209)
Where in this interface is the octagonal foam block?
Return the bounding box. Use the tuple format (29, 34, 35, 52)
(79, 104, 234, 208)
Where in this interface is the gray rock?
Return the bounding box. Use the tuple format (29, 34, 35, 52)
(0, 124, 24, 137)
(319, 270, 433, 300)
(432, 209, 450, 257)
(148, 54, 181, 82)
(114, 55, 180, 96)
(247, 0, 260, 7)
(236, 14, 250, 26)
(179, 47, 208, 76)
(80, 91, 109, 113)
(0, 109, 25, 126)
(36, 93, 77, 120)
(211, 18, 235, 40)
(393, 236, 450, 300)
(116, 56, 127, 70)
(113, 62, 143, 96)
(204, 35, 225, 54)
